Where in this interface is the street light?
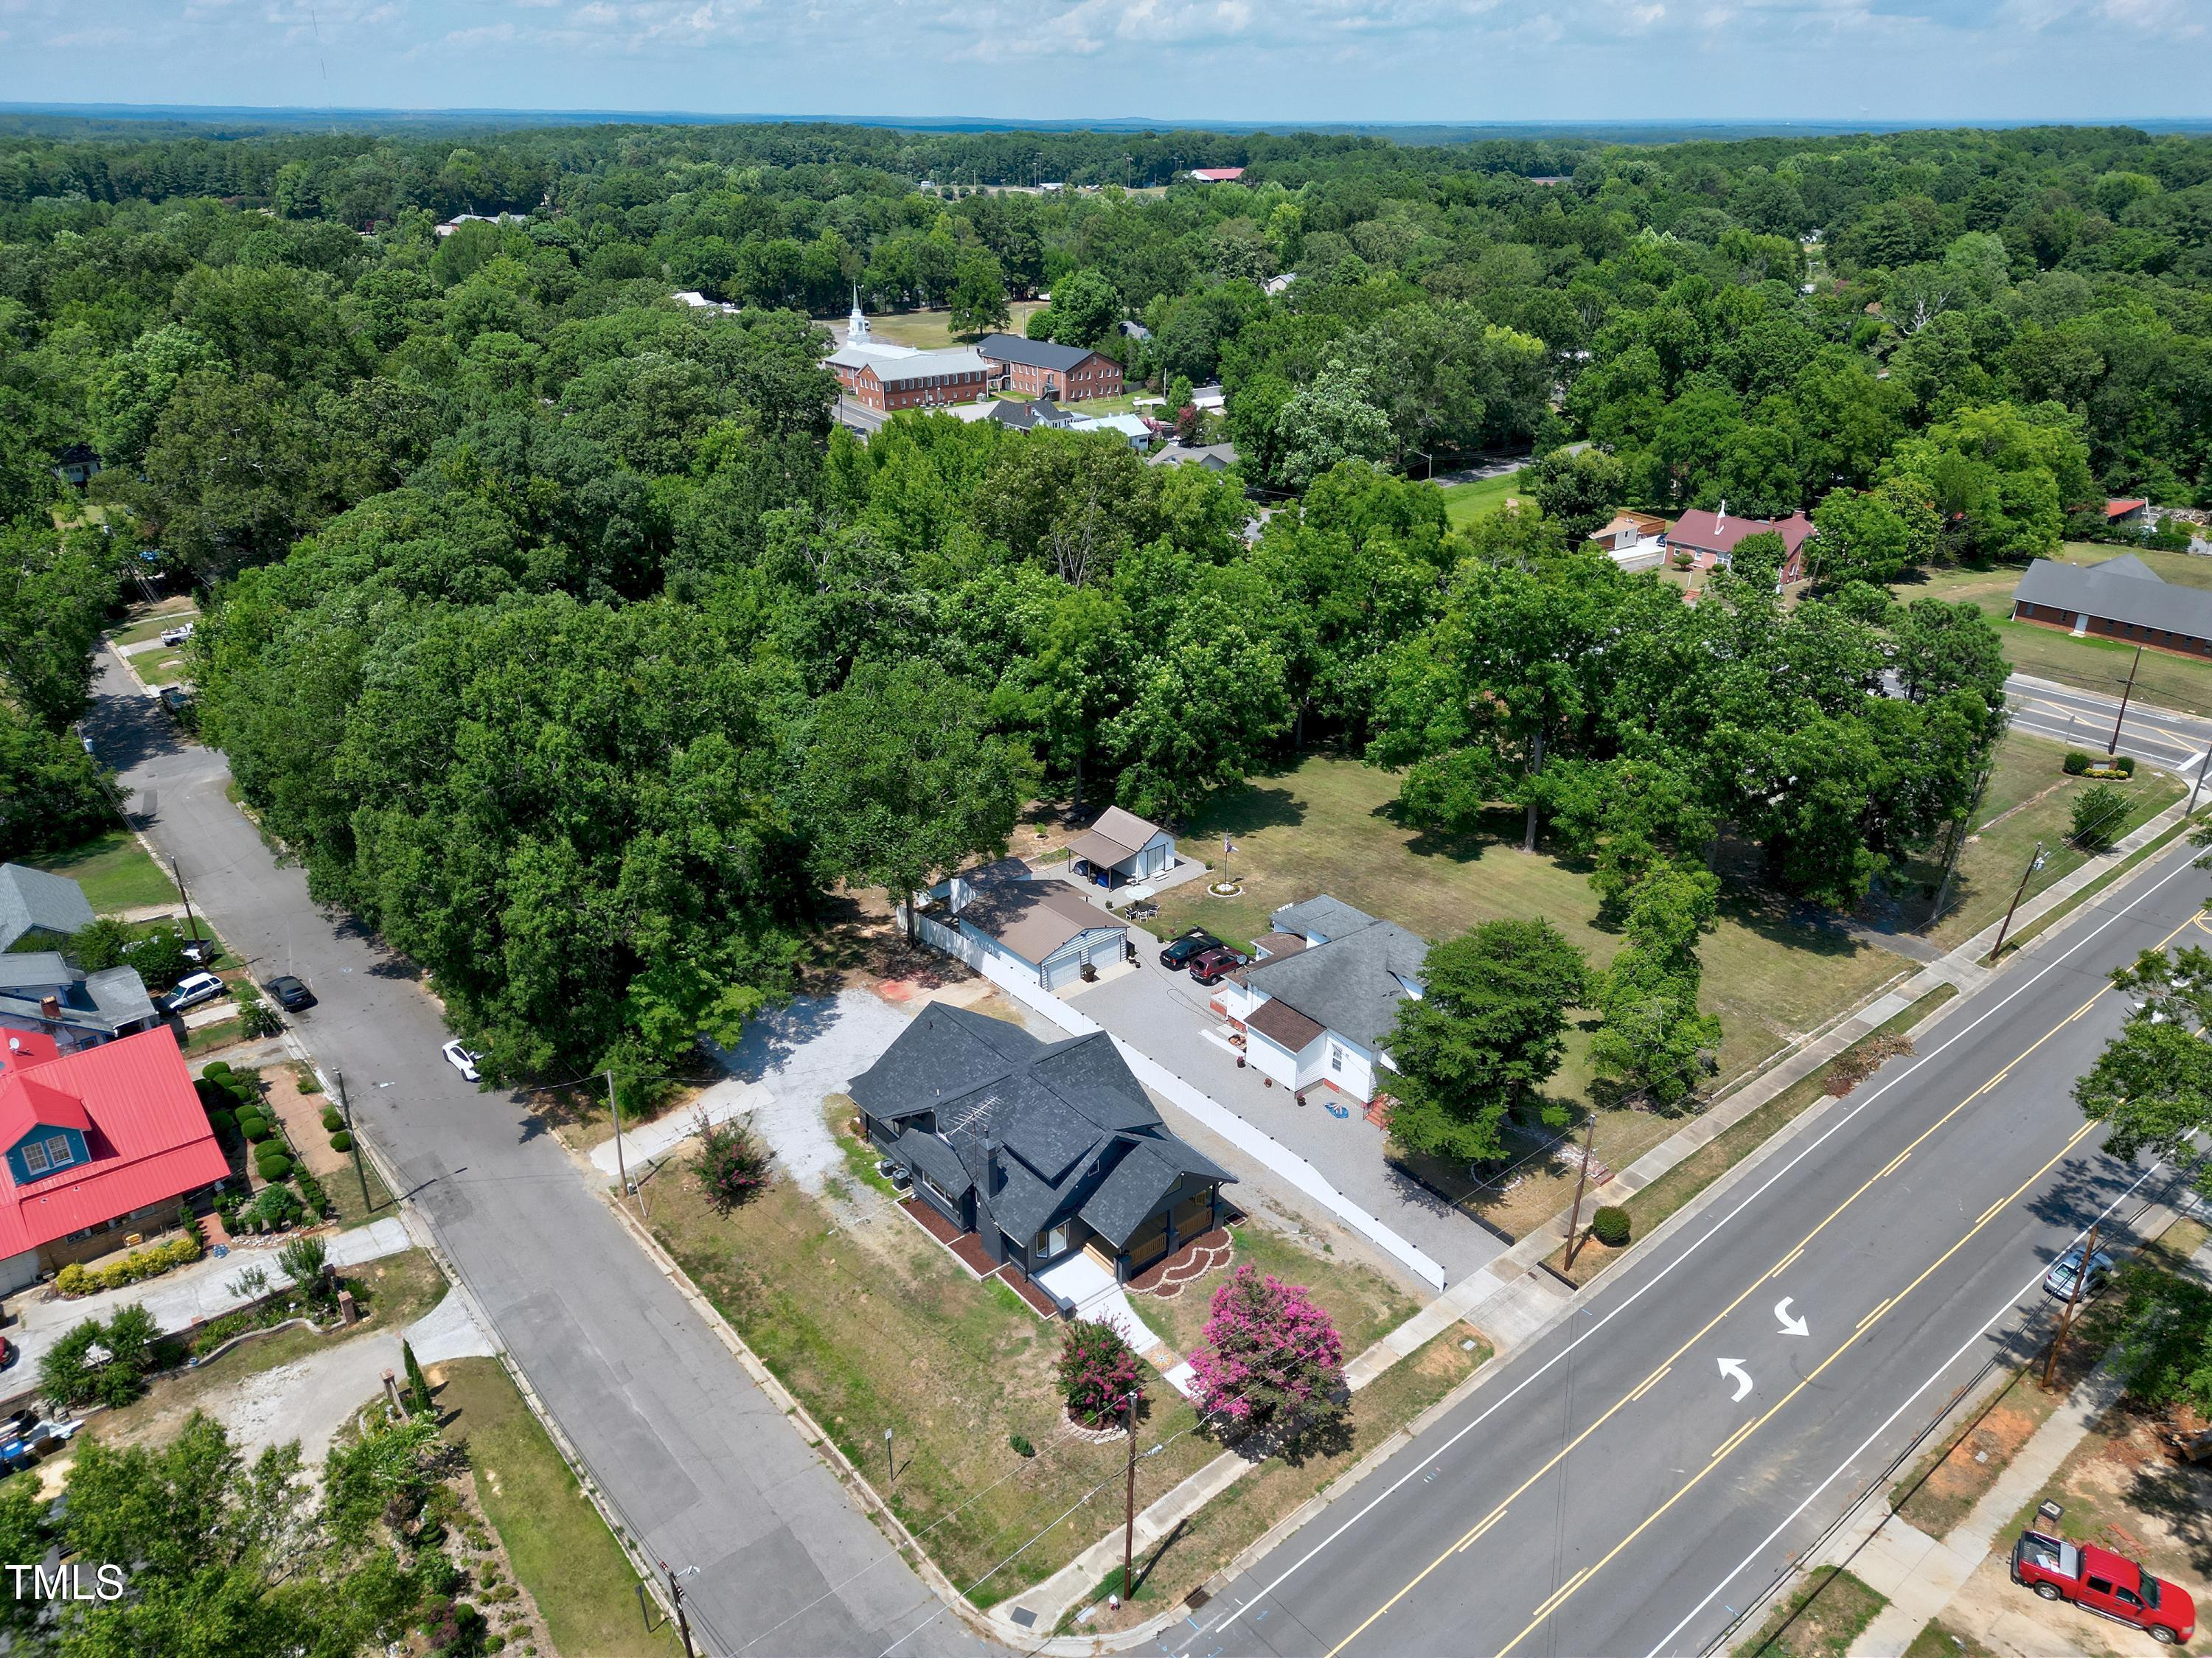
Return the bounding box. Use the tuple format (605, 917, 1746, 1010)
(883, 1426, 895, 1487)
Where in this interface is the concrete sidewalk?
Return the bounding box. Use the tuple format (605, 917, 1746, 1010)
(1835, 1225, 2212, 1658)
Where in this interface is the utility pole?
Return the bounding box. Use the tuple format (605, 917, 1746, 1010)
(170, 854, 202, 947)
(607, 1069, 639, 1218)
(1986, 840, 2045, 965)
(333, 1070, 370, 1213)
(658, 1561, 698, 1658)
(884, 1425, 896, 1488)
(2042, 1221, 2100, 1390)
(1561, 1107, 1601, 1270)
(2108, 645, 2143, 756)
(1122, 1389, 1141, 1600)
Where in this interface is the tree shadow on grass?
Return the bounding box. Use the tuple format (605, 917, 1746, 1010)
(1186, 781, 1307, 841)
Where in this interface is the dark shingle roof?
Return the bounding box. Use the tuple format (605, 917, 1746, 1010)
(0, 865, 97, 952)
(849, 1004, 1231, 1254)
(0, 955, 156, 1038)
(978, 333, 1100, 373)
(2014, 555, 2212, 641)
(1245, 897, 1428, 1048)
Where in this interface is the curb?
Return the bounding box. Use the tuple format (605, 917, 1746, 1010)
(599, 1191, 1005, 1650)
(1010, 806, 2208, 1654)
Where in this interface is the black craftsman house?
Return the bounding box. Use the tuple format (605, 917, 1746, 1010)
(852, 1004, 1233, 1284)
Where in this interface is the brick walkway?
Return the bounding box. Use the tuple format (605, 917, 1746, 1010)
(1127, 1227, 1234, 1297)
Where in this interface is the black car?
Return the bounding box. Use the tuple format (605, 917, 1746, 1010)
(265, 975, 316, 1011)
(1159, 929, 1226, 969)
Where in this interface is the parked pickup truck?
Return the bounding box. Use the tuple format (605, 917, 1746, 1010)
(2011, 1529, 2196, 1645)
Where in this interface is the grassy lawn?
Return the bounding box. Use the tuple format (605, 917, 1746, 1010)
(323, 1144, 398, 1230)
(1875, 728, 2184, 948)
(1435, 470, 1528, 527)
(1137, 1217, 1421, 1364)
(1894, 552, 2212, 719)
(433, 1357, 678, 1658)
(181, 1017, 246, 1058)
(1057, 1326, 1490, 1637)
(1737, 1567, 1888, 1658)
(1552, 986, 1957, 1286)
(26, 829, 179, 914)
(132, 646, 189, 688)
(106, 602, 198, 649)
(648, 1151, 1447, 1608)
(833, 299, 1047, 349)
(1144, 756, 1907, 1235)
(1900, 1619, 1999, 1658)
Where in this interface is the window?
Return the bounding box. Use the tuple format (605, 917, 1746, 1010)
(41, 1135, 71, 1170)
(1330, 1045, 1344, 1073)
(21, 1140, 47, 1174)
(2087, 1578, 2113, 1596)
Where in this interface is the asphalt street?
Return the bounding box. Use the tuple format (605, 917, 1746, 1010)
(1197, 826, 2211, 1658)
(2005, 670, 2212, 777)
(83, 651, 986, 1658)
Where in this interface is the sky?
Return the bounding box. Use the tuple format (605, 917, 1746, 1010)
(0, 0, 2202, 126)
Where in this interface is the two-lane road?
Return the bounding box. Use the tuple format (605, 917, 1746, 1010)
(1200, 830, 2208, 1658)
(2006, 671, 2212, 776)
(85, 652, 987, 1658)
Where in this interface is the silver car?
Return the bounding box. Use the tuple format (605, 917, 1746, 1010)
(2042, 1244, 2115, 1302)
(159, 971, 226, 1014)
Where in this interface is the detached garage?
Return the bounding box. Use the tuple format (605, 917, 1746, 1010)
(921, 862, 1130, 992)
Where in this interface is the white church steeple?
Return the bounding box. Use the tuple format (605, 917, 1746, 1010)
(848, 284, 869, 343)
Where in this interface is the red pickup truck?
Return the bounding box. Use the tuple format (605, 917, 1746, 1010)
(2011, 1529, 2196, 1645)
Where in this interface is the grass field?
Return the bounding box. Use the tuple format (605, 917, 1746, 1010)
(1737, 1567, 1888, 1658)
(1149, 756, 1901, 1092)
(434, 1358, 679, 1658)
(1435, 470, 1528, 527)
(107, 601, 198, 648)
(27, 829, 179, 914)
(1877, 728, 2184, 947)
(650, 1146, 1441, 1606)
(1894, 548, 2212, 718)
(832, 298, 1047, 349)
(1143, 755, 1912, 1236)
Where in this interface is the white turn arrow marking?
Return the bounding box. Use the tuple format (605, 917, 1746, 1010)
(1775, 1298, 1809, 1337)
(1717, 1358, 1754, 1401)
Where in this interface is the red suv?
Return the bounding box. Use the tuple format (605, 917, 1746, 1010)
(2012, 1529, 2196, 1645)
(1188, 947, 1250, 986)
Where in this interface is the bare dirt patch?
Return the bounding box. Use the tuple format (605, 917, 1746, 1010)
(258, 1064, 347, 1178)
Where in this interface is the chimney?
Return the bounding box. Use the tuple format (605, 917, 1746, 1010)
(40, 996, 60, 1020)
(981, 1135, 999, 1194)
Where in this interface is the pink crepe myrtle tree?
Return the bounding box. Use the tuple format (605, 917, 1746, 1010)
(1188, 1266, 1346, 1436)
(1057, 1316, 1144, 1429)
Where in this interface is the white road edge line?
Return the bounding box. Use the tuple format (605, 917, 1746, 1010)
(1204, 838, 2203, 1639)
(1638, 1153, 2174, 1658)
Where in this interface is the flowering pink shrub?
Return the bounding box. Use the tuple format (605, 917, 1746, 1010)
(1057, 1317, 1144, 1428)
(1188, 1266, 1346, 1432)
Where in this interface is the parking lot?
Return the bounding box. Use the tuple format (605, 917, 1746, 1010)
(1068, 925, 1508, 1287)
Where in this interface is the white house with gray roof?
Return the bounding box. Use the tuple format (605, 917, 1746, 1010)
(1211, 896, 1427, 1104)
(851, 1003, 1232, 1286)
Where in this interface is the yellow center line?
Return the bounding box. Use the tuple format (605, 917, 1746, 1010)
(1317, 903, 2198, 1658)
(1854, 1298, 1893, 1331)
(1627, 1364, 1672, 1404)
(1488, 1117, 2101, 1658)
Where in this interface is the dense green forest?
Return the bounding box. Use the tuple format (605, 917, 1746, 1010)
(2, 117, 2203, 1082)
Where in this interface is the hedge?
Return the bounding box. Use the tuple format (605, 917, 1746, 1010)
(330, 1130, 352, 1153)
(209, 1110, 237, 1139)
(54, 1233, 204, 1297)
(2064, 750, 2093, 776)
(321, 1108, 344, 1133)
(254, 1151, 294, 1182)
(1590, 1206, 1632, 1248)
(295, 1169, 332, 1217)
(240, 1117, 273, 1144)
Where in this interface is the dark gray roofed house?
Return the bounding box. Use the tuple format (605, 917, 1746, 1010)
(852, 1003, 1232, 1288)
(0, 864, 97, 954)
(2011, 554, 2212, 658)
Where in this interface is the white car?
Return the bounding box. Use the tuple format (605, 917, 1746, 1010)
(159, 622, 195, 647)
(159, 971, 226, 1014)
(442, 1040, 482, 1083)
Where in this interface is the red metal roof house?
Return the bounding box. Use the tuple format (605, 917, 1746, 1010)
(1666, 505, 1817, 587)
(0, 1027, 229, 1291)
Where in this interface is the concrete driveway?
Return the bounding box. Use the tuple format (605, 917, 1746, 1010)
(1069, 933, 1507, 1286)
(81, 648, 988, 1658)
